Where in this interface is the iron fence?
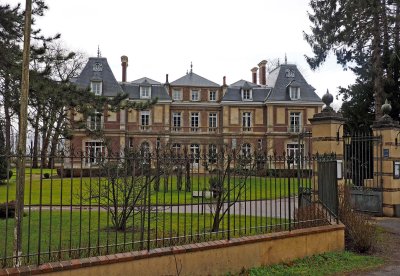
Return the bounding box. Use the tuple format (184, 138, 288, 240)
(0, 148, 338, 268)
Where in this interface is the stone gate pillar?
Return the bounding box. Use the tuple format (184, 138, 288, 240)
(309, 91, 345, 159)
(372, 100, 400, 217)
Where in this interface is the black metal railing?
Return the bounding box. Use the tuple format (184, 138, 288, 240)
(0, 148, 338, 268)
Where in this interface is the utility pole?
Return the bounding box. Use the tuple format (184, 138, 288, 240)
(14, 0, 32, 267)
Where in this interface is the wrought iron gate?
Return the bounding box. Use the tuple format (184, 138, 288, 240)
(343, 132, 383, 215)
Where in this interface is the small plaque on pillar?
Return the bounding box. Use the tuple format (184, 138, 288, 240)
(384, 148, 390, 158)
(337, 160, 343, 179)
(394, 161, 400, 179)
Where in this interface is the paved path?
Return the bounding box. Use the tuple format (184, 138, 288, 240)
(24, 197, 299, 219)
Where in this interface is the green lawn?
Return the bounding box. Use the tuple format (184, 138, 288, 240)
(0, 210, 283, 267)
(0, 173, 304, 205)
(248, 251, 384, 276)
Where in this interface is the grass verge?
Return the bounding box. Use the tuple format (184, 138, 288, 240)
(247, 251, 384, 276)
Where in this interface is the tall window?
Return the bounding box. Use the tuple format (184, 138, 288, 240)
(190, 112, 199, 132)
(208, 113, 217, 132)
(289, 112, 301, 132)
(286, 143, 304, 165)
(140, 142, 151, 163)
(140, 111, 150, 130)
(191, 90, 199, 101)
(85, 142, 104, 165)
(172, 112, 181, 131)
(208, 144, 217, 163)
(242, 89, 252, 100)
(173, 89, 182, 101)
(140, 86, 151, 99)
(242, 112, 251, 131)
(289, 87, 300, 100)
(190, 144, 200, 165)
(209, 90, 216, 101)
(172, 143, 181, 155)
(241, 143, 252, 157)
(91, 81, 102, 96)
(88, 110, 102, 130)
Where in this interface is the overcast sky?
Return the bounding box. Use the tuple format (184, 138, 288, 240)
(19, 0, 354, 109)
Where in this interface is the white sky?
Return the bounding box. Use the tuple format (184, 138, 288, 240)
(19, 0, 355, 109)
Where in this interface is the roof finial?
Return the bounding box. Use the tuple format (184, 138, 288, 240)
(97, 45, 101, 57)
(285, 53, 287, 64)
(278, 58, 280, 66)
(190, 61, 193, 74)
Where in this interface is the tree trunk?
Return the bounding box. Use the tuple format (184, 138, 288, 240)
(372, 0, 384, 119)
(4, 75, 12, 155)
(32, 115, 40, 168)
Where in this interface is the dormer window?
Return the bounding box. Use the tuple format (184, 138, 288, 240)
(242, 89, 252, 101)
(91, 81, 102, 96)
(140, 86, 151, 99)
(289, 86, 300, 100)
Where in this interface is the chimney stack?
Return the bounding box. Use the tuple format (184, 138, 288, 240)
(258, 60, 267, 85)
(121, 55, 128, 82)
(223, 76, 227, 86)
(251, 67, 258, 84)
(166, 74, 169, 83)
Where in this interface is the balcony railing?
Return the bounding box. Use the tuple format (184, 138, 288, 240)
(242, 126, 252, 132)
(140, 125, 151, 131)
(170, 126, 220, 134)
(288, 125, 302, 133)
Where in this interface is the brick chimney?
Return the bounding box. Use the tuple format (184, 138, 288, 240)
(121, 55, 128, 82)
(258, 60, 267, 85)
(251, 67, 258, 84)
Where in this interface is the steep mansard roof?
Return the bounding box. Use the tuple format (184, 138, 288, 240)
(266, 64, 321, 103)
(170, 71, 220, 87)
(74, 57, 123, 96)
(74, 57, 170, 100)
(222, 64, 322, 104)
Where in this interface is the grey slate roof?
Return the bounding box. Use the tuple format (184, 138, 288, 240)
(74, 57, 123, 96)
(230, 79, 259, 88)
(120, 83, 171, 101)
(130, 77, 161, 85)
(170, 72, 220, 87)
(222, 79, 271, 102)
(266, 64, 322, 103)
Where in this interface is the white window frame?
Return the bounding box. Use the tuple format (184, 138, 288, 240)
(191, 90, 200, 101)
(289, 86, 300, 100)
(208, 113, 217, 132)
(140, 86, 151, 99)
(140, 110, 151, 130)
(172, 143, 181, 154)
(242, 112, 252, 131)
(91, 81, 102, 96)
(190, 112, 200, 132)
(172, 89, 182, 101)
(85, 141, 104, 165)
(209, 90, 217, 101)
(87, 110, 102, 130)
(241, 143, 252, 157)
(289, 112, 301, 133)
(242, 89, 252, 101)
(286, 143, 304, 165)
(190, 144, 200, 165)
(208, 144, 217, 163)
(172, 112, 181, 131)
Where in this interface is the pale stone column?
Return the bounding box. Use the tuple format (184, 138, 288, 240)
(372, 100, 400, 216)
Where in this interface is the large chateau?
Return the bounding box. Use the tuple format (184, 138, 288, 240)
(67, 56, 323, 166)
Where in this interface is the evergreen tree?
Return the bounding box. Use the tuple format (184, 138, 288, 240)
(305, 0, 400, 125)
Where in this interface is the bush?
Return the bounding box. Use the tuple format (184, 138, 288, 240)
(8, 170, 13, 178)
(0, 201, 16, 219)
(43, 172, 50, 179)
(294, 203, 331, 229)
(339, 187, 377, 253)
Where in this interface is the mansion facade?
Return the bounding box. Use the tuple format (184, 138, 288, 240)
(67, 55, 323, 166)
